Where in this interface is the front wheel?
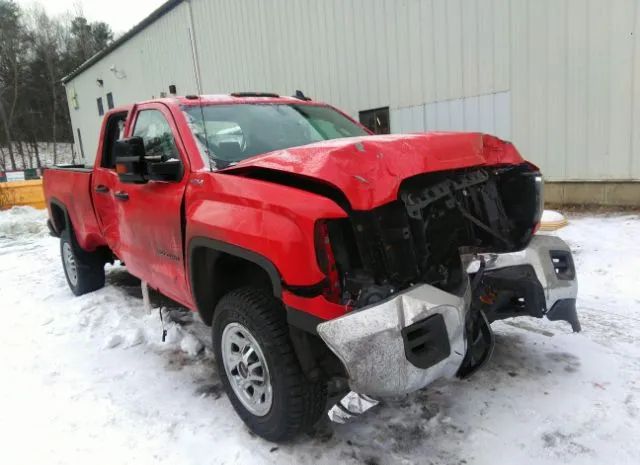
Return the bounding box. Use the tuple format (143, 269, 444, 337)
(60, 228, 105, 296)
(212, 287, 327, 442)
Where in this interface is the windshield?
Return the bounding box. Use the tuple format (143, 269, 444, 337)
(182, 103, 369, 169)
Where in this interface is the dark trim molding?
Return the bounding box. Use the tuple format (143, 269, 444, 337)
(187, 236, 282, 297)
(48, 197, 70, 234)
(286, 306, 324, 335)
(284, 279, 326, 298)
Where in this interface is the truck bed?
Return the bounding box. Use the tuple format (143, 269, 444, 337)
(50, 164, 93, 172)
(43, 166, 106, 251)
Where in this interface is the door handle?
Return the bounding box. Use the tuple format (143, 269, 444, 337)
(114, 191, 129, 201)
(95, 185, 109, 193)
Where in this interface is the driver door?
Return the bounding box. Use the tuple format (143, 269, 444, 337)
(114, 103, 192, 306)
(92, 111, 127, 251)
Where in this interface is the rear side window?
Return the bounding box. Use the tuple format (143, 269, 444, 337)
(132, 110, 179, 160)
(101, 112, 127, 169)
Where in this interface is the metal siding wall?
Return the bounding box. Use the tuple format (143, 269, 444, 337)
(65, 0, 639, 180)
(65, 2, 198, 164)
(633, 0, 640, 179)
(565, 0, 589, 180)
(609, 0, 636, 178)
(189, 0, 508, 115)
(510, 0, 639, 181)
(391, 91, 511, 140)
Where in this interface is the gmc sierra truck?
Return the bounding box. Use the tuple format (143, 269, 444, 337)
(43, 93, 579, 441)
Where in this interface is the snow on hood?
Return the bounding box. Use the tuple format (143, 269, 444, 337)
(0, 206, 48, 239)
(227, 132, 525, 210)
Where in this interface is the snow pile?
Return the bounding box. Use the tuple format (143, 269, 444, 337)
(540, 209, 569, 231)
(0, 206, 48, 239)
(541, 209, 566, 223)
(0, 209, 639, 465)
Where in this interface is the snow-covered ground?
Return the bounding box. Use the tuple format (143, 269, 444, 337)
(0, 207, 638, 465)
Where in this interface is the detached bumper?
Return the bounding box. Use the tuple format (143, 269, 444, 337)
(480, 235, 580, 331)
(317, 282, 470, 397)
(316, 234, 579, 398)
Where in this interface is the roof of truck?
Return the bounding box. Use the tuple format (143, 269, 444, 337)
(151, 94, 326, 107)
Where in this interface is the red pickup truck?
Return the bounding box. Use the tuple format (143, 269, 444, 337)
(44, 93, 579, 441)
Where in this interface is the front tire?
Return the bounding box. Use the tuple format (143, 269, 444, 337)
(60, 228, 105, 296)
(212, 287, 327, 442)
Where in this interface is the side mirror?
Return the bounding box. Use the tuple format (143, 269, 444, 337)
(146, 157, 183, 182)
(115, 137, 147, 184)
(115, 137, 183, 183)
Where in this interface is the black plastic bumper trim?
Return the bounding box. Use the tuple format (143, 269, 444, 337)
(549, 250, 576, 280)
(47, 219, 59, 237)
(546, 298, 581, 332)
(401, 313, 451, 369)
(286, 306, 324, 335)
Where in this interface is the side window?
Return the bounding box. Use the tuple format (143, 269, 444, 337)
(132, 110, 179, 160)
(101, 112, 127, 169)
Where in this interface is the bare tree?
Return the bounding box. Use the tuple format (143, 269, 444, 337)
(31, 9, 61, 164)
(0, 99, 16, 170)
(0, 1, 24, 171)
(0, 0, 113, 170)
(0, 144, 6, 171)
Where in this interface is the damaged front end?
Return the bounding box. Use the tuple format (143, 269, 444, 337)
(316, 162, 579, 398)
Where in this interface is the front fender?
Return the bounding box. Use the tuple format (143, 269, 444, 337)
(185, 172, 348, 287)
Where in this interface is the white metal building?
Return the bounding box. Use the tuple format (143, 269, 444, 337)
(63, 0, 640, 205)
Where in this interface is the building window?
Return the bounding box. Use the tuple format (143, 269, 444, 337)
(97, 97, 104, 116)
(77, 128, 85, 159)
(106, 92, 114, 110)
(359, 107, 390, 134)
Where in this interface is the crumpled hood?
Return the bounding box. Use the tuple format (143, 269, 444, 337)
(226, 132, 525, 210)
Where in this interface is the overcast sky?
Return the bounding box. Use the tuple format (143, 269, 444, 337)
(14, 0, 167, 34)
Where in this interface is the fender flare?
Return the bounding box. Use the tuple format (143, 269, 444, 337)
(187, 236, 283, 300)
(48, 197, 70, 234)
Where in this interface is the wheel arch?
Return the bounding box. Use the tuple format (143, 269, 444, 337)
(188, 237, 283, 325)
(49, 197, 70, 235)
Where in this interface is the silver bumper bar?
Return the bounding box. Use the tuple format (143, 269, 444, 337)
(318, 281, 470, 397)
(317, 234, 578, 397)
(478, 234, 578, 311)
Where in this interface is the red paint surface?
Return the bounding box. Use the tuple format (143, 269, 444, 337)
(44, 95, 528, 321)
(228, 132, 524, 210)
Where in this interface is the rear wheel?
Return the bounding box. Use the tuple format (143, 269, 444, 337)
(212, 287, 327, 442)
(60, 228, 105, 296)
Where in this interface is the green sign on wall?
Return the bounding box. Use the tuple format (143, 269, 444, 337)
(24, 169, 39, 180)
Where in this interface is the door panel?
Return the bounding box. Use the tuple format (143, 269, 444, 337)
(92, 112, 127, 255)
(92, 168, 120, 251)
(115, 104, 192, 306)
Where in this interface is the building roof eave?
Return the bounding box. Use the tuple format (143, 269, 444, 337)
(61, 0, 184, 84)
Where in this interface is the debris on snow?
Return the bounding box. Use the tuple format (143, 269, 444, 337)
(180, 333, 204, 356)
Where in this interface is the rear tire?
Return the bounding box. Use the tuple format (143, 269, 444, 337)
(212, 287, 327, 442)
(60, 228, 105, 296)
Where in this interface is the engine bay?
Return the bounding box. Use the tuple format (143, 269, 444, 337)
(325, 163, 543, 308)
